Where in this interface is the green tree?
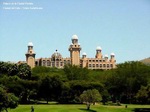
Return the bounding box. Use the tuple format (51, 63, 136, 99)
(17, 63, 31, 79)
(19, 80, 39, 104)
(8, 64, 18, 76)
(80, 89, 102, 110)
(64, 80, 104, 104)
(135, 84, 150, 104)
(0, 85, 19, 112)
(31, 66, 63, 80)
(106, 61, 150, 104)
(39, 75, 63, 103)
(101, 89, 110, 105)
(58, 82, 72, 103)
(0, 76, 24, 97)
(0, 62, 18, 76)
(63, 64, 89, 80)
(0, 62, 31, 79)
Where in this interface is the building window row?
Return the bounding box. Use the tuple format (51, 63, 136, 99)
(41, 60, 64, 67)
(63, 60, 71, 62)
(88, 64, 113, 68)
(88, 59, 106, 62)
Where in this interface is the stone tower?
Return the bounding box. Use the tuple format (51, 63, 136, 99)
(110, 53, 116, 68)
(95, 46, 102, 59)
(25, 42, 36, 68)
(69, 35, 81, 65)
(82, 52, 87, 68)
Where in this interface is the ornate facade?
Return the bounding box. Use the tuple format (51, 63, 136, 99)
(25, 35, 116, 69)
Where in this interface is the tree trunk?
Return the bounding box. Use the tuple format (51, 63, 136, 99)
(46, 98, 49, 104)
(86, 103, 90, 110)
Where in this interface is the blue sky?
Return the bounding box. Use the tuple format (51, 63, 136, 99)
(0, 0, 150, 63)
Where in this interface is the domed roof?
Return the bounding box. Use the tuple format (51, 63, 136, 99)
(96, 46, 102, 50)
(28, 42, 33, 46)
(72, 35, 78, 40)
(51, 50, 62, 59)
(111, 53, 115, 56)
(105, 54, 108, 58)
(82, 52, 87, 55)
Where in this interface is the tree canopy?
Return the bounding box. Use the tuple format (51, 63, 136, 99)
(0, 61, 150, 106)
(0, 85, 19, 112)
(80, 89, 102, 110)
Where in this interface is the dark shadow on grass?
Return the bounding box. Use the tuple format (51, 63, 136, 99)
(132, 108, 150, 112)
(79, 108, 97, 112)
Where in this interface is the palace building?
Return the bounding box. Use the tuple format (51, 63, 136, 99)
(25, 35, 116, 70)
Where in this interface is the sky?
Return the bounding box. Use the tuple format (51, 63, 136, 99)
(0, 0, 150, 64)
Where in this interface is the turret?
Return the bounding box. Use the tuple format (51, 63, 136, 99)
(82, 52, 87, 59)
(110, 53, 115, 62)
(104, 54, 109, 62)
(82, 52, 87, 68)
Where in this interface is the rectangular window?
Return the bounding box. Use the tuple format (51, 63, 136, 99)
(111, 64, 113, 68)
(67, 60, 71, 64)
(103, 64, 106, 67)
(56, 62, 59, 67)
(100, 64, 102, 68)
(60, 62, 63, 66)
(107, 64, 109, 68)
(52, 62, 54, 66)
(43, 60, 46, 66)
(47, 60, 50, 66)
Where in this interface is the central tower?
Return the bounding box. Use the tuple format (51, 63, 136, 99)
(69, 35, 81, 65)
(25, 42, 36, 68)
(95, 46, 102, 59)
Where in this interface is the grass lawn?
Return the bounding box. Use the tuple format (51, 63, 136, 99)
(7, 104, 150, 112)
